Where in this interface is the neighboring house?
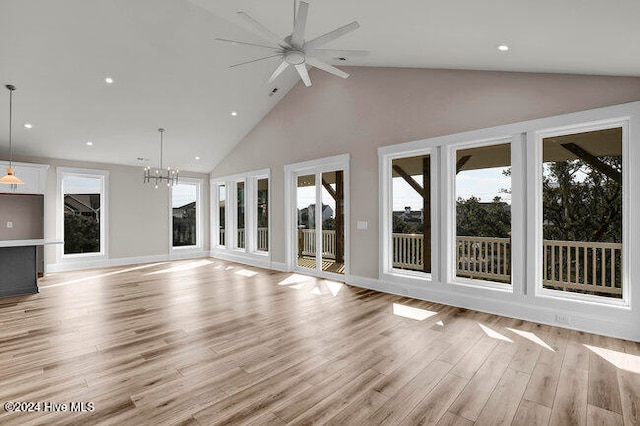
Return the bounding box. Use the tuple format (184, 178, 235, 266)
(393, 206, 423, 223)
(298, 203, 334, 228)
(64, 194, 100, 221)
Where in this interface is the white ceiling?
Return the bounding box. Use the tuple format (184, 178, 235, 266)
(1, 0, 639, 173)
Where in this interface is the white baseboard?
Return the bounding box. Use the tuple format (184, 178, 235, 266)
(209, 250, 288, 272)
(346, 274, 639, 342)
(46, 251, 210, 273)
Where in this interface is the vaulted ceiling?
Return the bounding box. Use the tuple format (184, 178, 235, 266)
(1, 0, 639, 173)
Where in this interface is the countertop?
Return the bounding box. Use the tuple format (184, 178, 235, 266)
(0, 239, 63, 248)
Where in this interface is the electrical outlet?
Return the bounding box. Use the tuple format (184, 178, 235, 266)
(356, 221, 368, 230)
(6, 221, 13, 229)
(555, 314, 571, 325)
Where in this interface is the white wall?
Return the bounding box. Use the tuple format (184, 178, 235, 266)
(210, 67, 640, 341)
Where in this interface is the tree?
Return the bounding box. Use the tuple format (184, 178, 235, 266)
(543, 157, 622, 243)
(64, 214, 100, 254)
(456, 196, 510, 238)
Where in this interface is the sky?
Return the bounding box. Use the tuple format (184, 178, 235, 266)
(63, 176, 102, 194)
(172, 183, 197, 208)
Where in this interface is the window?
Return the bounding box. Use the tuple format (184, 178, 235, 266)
(58, 168, 108, 258)
(171, 179, 202, 249)
(454, 142, 512, 285)
(216, 184, 226, 247)
(256, 177, 269, 252)
(541, 126, 624, 299)
(390, 153, 432, 274)
(211, 169, 270, 259)
(236, 181, 246, 250)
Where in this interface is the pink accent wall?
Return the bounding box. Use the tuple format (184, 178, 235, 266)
(211, 67, 640, 277)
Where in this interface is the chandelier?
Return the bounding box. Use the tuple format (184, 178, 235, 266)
(144, 128, 179, 188)
(0, 84, 25, 185)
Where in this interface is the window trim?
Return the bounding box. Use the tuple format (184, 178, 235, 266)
(211, 182, 228, 249)
(532, 118, 630, 307)
(56, 167, 109, 261)
(252, 174, 271, 256)
(446, 136, 518, 293)
(169, 177, 203, 252)
(379, 144, 439, 283)
(210, 169, 271, 261)
(233, 178, 247, 252)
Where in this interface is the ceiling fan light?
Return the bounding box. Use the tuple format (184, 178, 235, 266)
(0, 167, 25, 185)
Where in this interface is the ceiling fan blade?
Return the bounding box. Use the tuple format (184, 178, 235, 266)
(290, 1, 309, 48)
(306, 57, 349, 79)
(268, 60, 290, 83)
(215, 38, 282, 51)
(230, 54, 282, 68)
(308, 48, 369, 57)
(237, 11, 290, 48)
(304, 21, 360, 50)
(295, 64, 312, 87)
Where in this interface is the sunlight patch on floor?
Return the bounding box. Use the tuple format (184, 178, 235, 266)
(309, 280, 343, 297)
(235, 269, 259, 277)
(506, 328, 555, 351)
(325, 280, 343, 297)
(479, 323, 513, 342)
(278, 274, 315, 286)
(392, 303, 438, 321)
(584, 344, 640, 374)
(40, 262, 168, 288)
(435, 320, 444, 327)
(145, 260, 213, 275)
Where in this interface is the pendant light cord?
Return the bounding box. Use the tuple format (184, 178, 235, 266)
(8, 86, 13, 168)
(159, 128, 164, 170)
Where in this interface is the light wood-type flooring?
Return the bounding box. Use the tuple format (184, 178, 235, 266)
(1, 258, 639, 425)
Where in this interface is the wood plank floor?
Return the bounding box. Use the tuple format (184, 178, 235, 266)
(0, 258, 638, 425)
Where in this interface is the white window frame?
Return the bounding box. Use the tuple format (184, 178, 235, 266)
(379, 146, 439, 281)
(211, 182, 228, 249)
(56, 167, 109, 262)
(210, 169, 271, 262)
(284, 154, 350, 279)
(251, 174, 271, 256)
(532, 118, 630, 307)
(379, 143, 440, 285)
(169, 177, 203, 252)
(233, 178, 247, 252)
(446, 136, 523, 293)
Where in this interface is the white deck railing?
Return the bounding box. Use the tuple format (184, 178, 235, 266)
(543, 239, 622, 296)
(456, 236, 511, 283)
(299, 229, 336, 259)
(218, 228, 269, 251)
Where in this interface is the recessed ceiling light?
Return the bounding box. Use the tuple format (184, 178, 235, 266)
(105, 77, 114, 84)
(86, 141, 93, 146)
(231, 111, 238, 116)
(195, 156, 200, 160)
(23, 123, 33, 129)
(498, 45, 510, 52)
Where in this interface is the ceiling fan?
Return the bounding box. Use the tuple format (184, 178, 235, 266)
(217, 1, 367, 87)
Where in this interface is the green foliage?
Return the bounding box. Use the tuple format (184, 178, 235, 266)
(543, 157, 622, 243)
(64, 214, 99, 254)
(456, 196, 511, 238)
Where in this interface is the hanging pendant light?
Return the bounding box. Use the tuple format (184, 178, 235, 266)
(0, 84, 25, 185)
(143, 128, 179, 188)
